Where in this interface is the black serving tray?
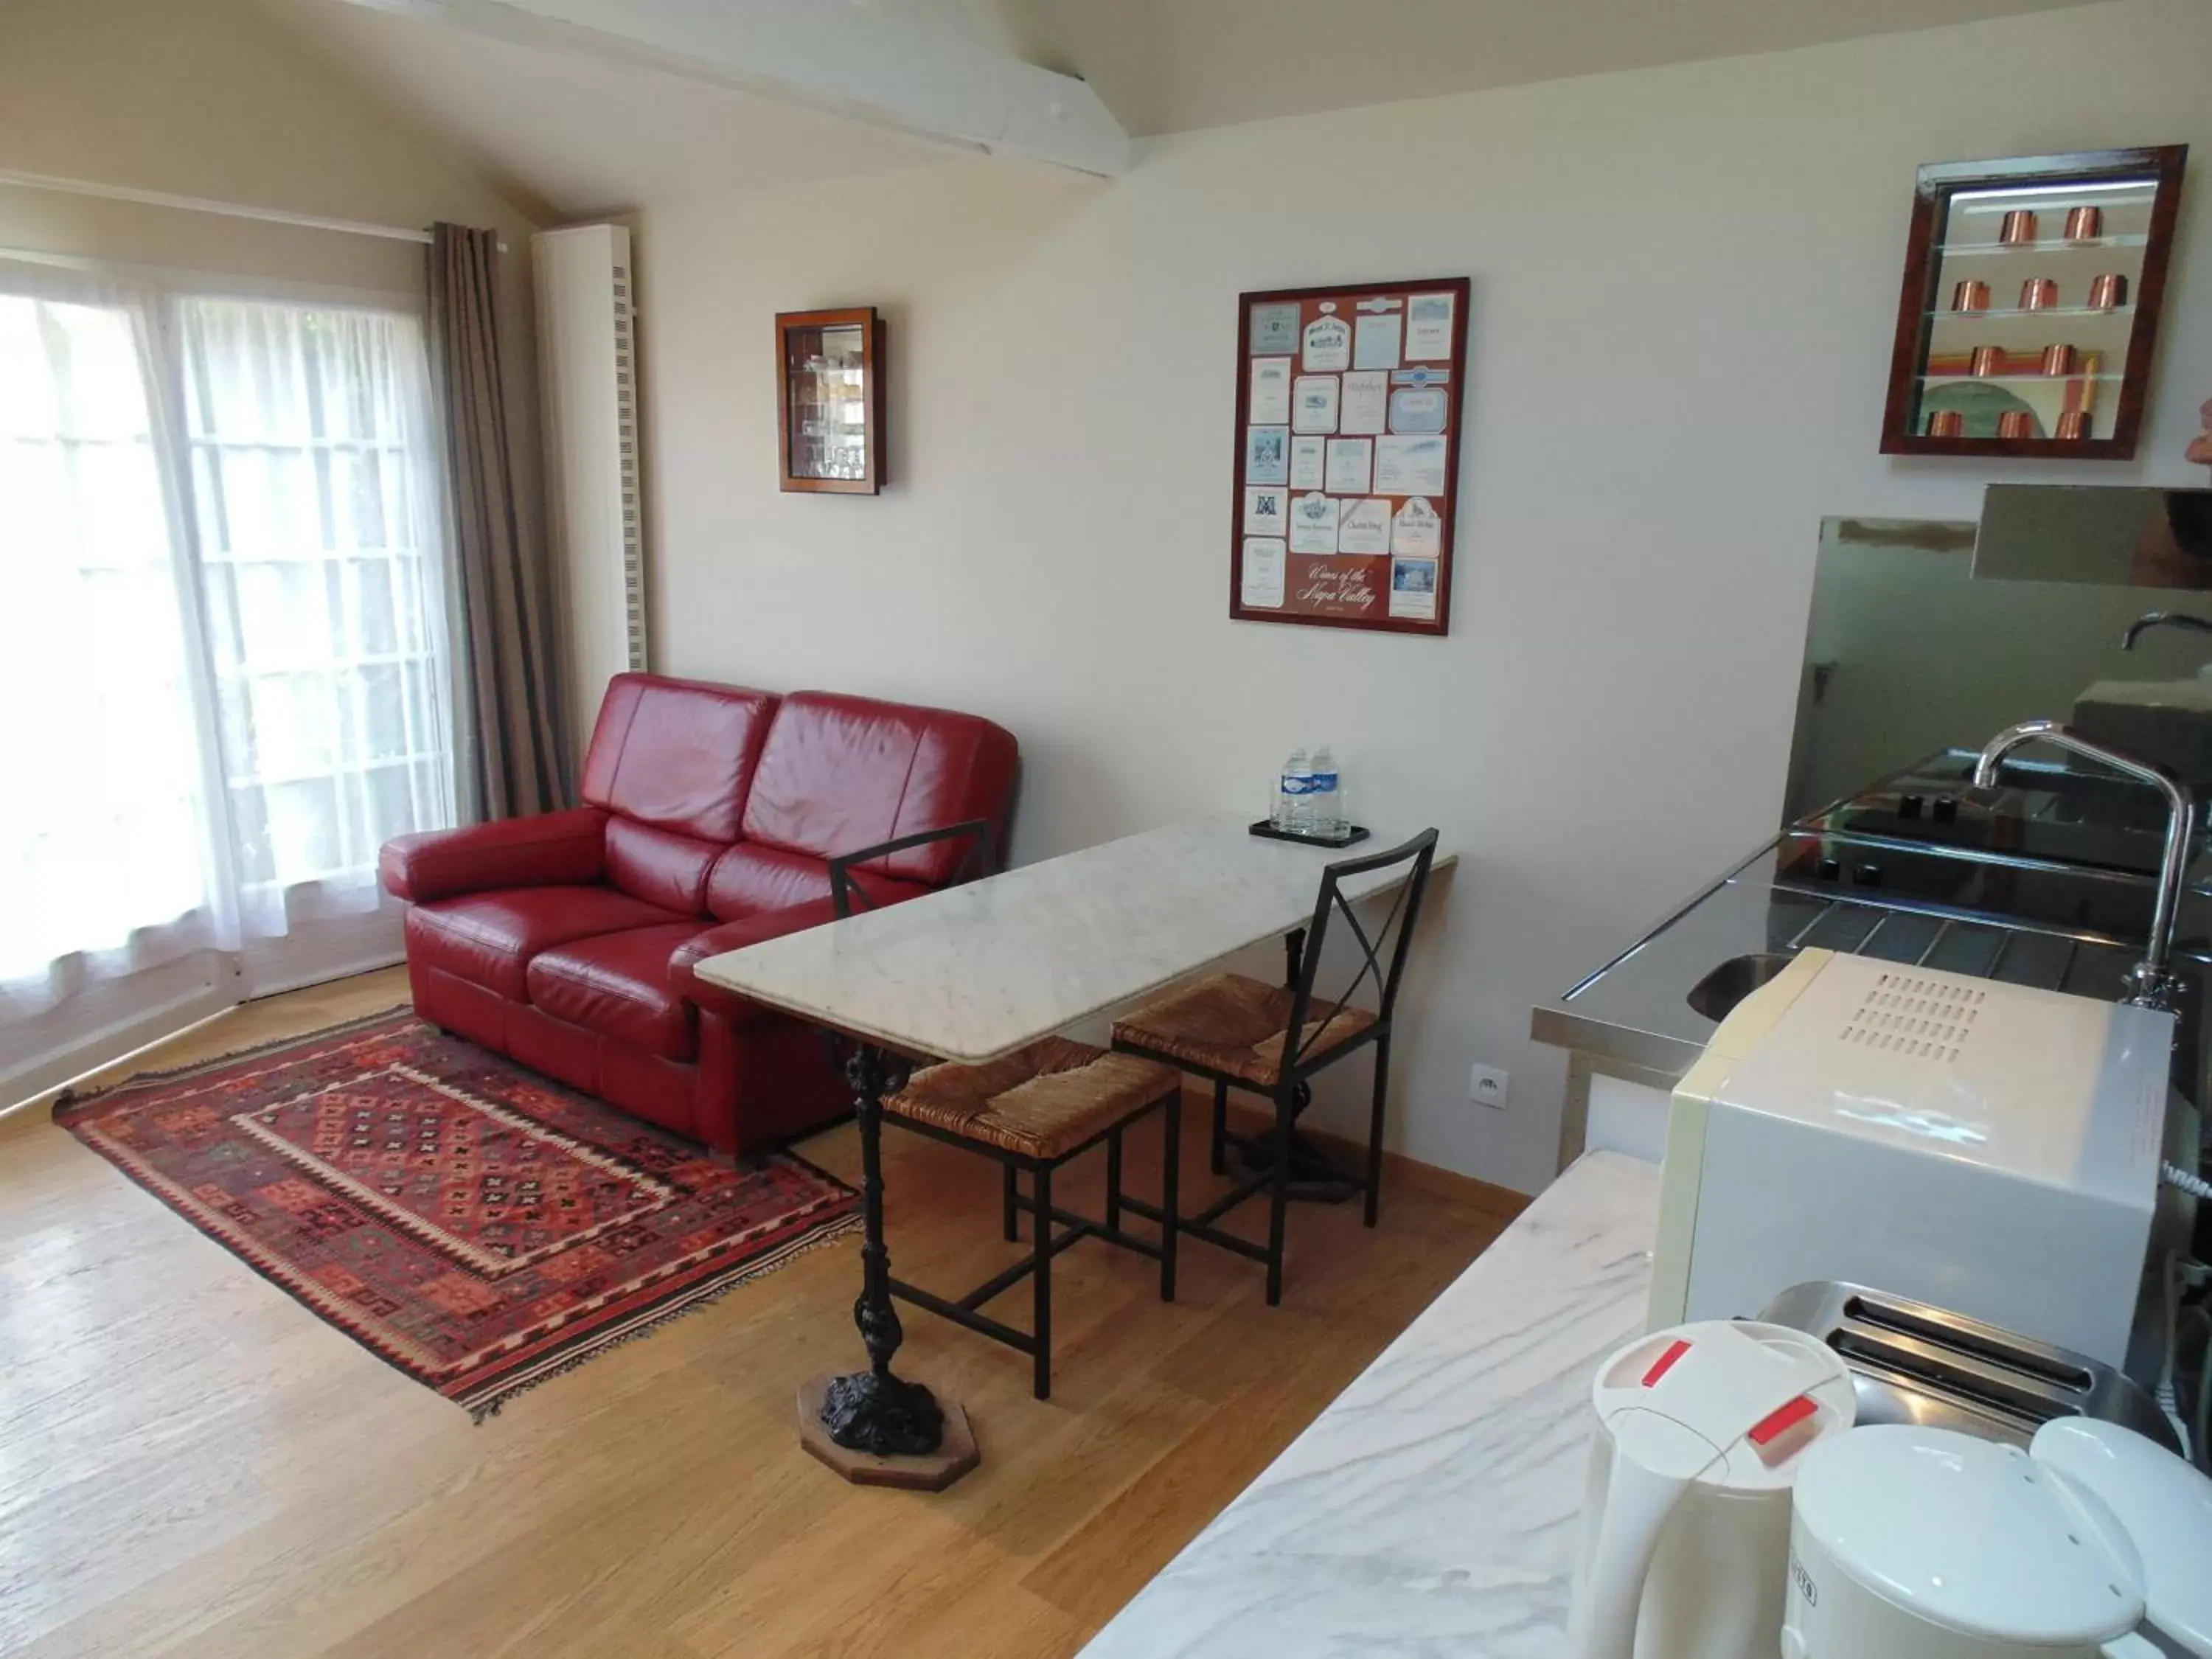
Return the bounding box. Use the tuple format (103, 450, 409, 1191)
(1248, 819, 1371, 849)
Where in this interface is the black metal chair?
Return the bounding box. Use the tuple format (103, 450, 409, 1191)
(828, 821, 1182, 1401)
(1110, 828, 1439, 1307)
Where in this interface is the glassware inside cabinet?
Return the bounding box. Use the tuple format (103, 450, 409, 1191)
(776, 307, 883, 493)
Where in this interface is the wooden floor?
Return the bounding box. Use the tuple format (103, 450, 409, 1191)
(0, 972, 1519, 1658)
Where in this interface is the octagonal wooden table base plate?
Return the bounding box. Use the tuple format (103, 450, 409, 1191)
(796, 1374, 981, 1491)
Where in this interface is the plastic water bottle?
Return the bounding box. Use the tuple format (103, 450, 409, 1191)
(1279, 748, 1312, 832)
(1309, 747, 1340, 838)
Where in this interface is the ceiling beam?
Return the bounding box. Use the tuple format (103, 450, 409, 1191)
(328, 0, 1130, 178)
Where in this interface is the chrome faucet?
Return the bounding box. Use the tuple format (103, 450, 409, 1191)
(2121, 611, 2212, 652)
(1973, 720, 2196, 1011)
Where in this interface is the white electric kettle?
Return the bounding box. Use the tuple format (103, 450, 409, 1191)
(1784, 1422, 2212, 1659)
(1568, 1318, 1857, 1659)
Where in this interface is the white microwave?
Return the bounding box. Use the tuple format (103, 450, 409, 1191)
(1648, 949, 2188, 1368)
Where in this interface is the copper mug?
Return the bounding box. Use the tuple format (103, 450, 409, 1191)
(2065, 205, 2103, 243)
(1997, 411, 2036, 440)
(1952, 279, 1991, 313)
(2000, 209, 2039, 246)
(1927, 410, 1966, 437)
(1970, 345, 2005, 378)
(2089, 272, 2129, 310)
(2056, 411, 2092, 441)
(2020, 277, 2059, 311)
(2041, 344, 2076, 377)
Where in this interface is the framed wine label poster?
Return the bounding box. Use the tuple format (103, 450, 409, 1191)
(1230, 276, 1470, 636)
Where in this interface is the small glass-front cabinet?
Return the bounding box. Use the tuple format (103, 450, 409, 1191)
(776, 306, 885, 494)
(1879, 147, 2188, 459)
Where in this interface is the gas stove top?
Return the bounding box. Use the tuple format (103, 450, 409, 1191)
(1780, 748, 2211, 956)
(1798, 748, 2188, 876)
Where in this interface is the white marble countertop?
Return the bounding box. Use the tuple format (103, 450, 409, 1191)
(1078, 1151, 1660, 1658)
(691, 816, 1453, 1065)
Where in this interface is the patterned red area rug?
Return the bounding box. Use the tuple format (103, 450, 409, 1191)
(55, 1010, 858, 1418)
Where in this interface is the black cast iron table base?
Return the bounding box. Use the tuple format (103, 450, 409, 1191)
(818, 1368, 945, 1456)
(799, 1039, 981, 1489)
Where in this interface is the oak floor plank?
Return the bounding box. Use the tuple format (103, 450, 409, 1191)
(2, 973, 1509, 1658)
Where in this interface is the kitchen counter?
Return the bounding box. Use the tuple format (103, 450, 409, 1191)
(1077, 1152, 1659, 1659)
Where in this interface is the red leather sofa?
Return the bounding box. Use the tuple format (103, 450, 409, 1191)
(379, 673, 1018, 1156)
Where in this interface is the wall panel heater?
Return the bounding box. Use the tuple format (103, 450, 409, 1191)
(533, 223, 647, 761)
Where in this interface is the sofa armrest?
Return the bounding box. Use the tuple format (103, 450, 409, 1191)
(379, 807, 610, 903)
(670, 898, 846, 1025)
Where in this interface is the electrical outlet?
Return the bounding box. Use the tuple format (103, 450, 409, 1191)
(1469, 1064, 1509, 1110)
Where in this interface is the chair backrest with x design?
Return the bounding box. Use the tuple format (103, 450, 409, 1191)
(827, 820, 998, 921)
(1279, 828, 1440, 1077)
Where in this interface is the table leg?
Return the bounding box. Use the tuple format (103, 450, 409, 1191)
(815, 1041, 946, 1455)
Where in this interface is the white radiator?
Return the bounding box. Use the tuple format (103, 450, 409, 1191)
(533, 223, 647, 757)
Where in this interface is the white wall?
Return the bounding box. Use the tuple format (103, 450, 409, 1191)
(631, 0, 2212, 1194)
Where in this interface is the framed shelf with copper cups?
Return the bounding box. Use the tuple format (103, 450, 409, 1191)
(1880, 145, 2186, 459)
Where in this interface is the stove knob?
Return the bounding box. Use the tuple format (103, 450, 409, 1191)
(1818, 858, 1842, 880)
(1899, 793, 1924, 819)
(1933, 796, 1958, 824)
(1855, 863, 1883, 888)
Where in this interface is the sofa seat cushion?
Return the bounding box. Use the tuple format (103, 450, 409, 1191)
(670, 897, 844, 1027)
(526, 924, 703, 1062)
(406, 886, 689, 1002)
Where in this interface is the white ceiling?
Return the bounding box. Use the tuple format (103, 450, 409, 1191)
(251, 0, 959, 220)
(981, 0, 2110, 137)
(254, 0, 2110, 222)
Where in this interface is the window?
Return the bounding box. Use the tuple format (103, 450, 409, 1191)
(0, 260, 458, 1104)
(0, 286, 212, 982)
(178, 299, 453, 915)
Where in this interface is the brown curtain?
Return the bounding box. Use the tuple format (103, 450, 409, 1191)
(426, 222, 568, 820)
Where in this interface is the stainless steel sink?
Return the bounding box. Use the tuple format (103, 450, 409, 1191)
(1686, 952, 1795, 1022)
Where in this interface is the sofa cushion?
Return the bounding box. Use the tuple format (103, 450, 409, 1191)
(741, 692, 1018, 887)
(526, 924, 703, 1062)
(670, 897, 844, 1027)
(406, 887, 689, 1001)
(580, 672, 779, 843)
(605, 815, 720, 916)
(704, 842, 929, 924)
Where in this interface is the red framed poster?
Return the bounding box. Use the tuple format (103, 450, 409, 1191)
(1229, 276, 1470, 636)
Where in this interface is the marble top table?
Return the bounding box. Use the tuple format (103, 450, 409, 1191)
(692, 815, 1453, 1489)
(1079, 1151, 1660, 1658)
(692, 815, 1454, 1063)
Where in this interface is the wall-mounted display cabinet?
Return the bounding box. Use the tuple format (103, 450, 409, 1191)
(777, 306, 885, 493)
(1879, 146, 2187, 461)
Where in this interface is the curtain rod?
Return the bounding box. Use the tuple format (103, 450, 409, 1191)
(0, 169, 507, 251)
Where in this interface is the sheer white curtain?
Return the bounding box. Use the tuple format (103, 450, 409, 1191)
(0, 263, 460, 1107)
(178, 298, 455, 951)
(0, 262, 229, 1044)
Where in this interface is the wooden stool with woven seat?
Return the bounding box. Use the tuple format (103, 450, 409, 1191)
(1112, 828, 1439, 1307)
(830, 825, 1183, 1401)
